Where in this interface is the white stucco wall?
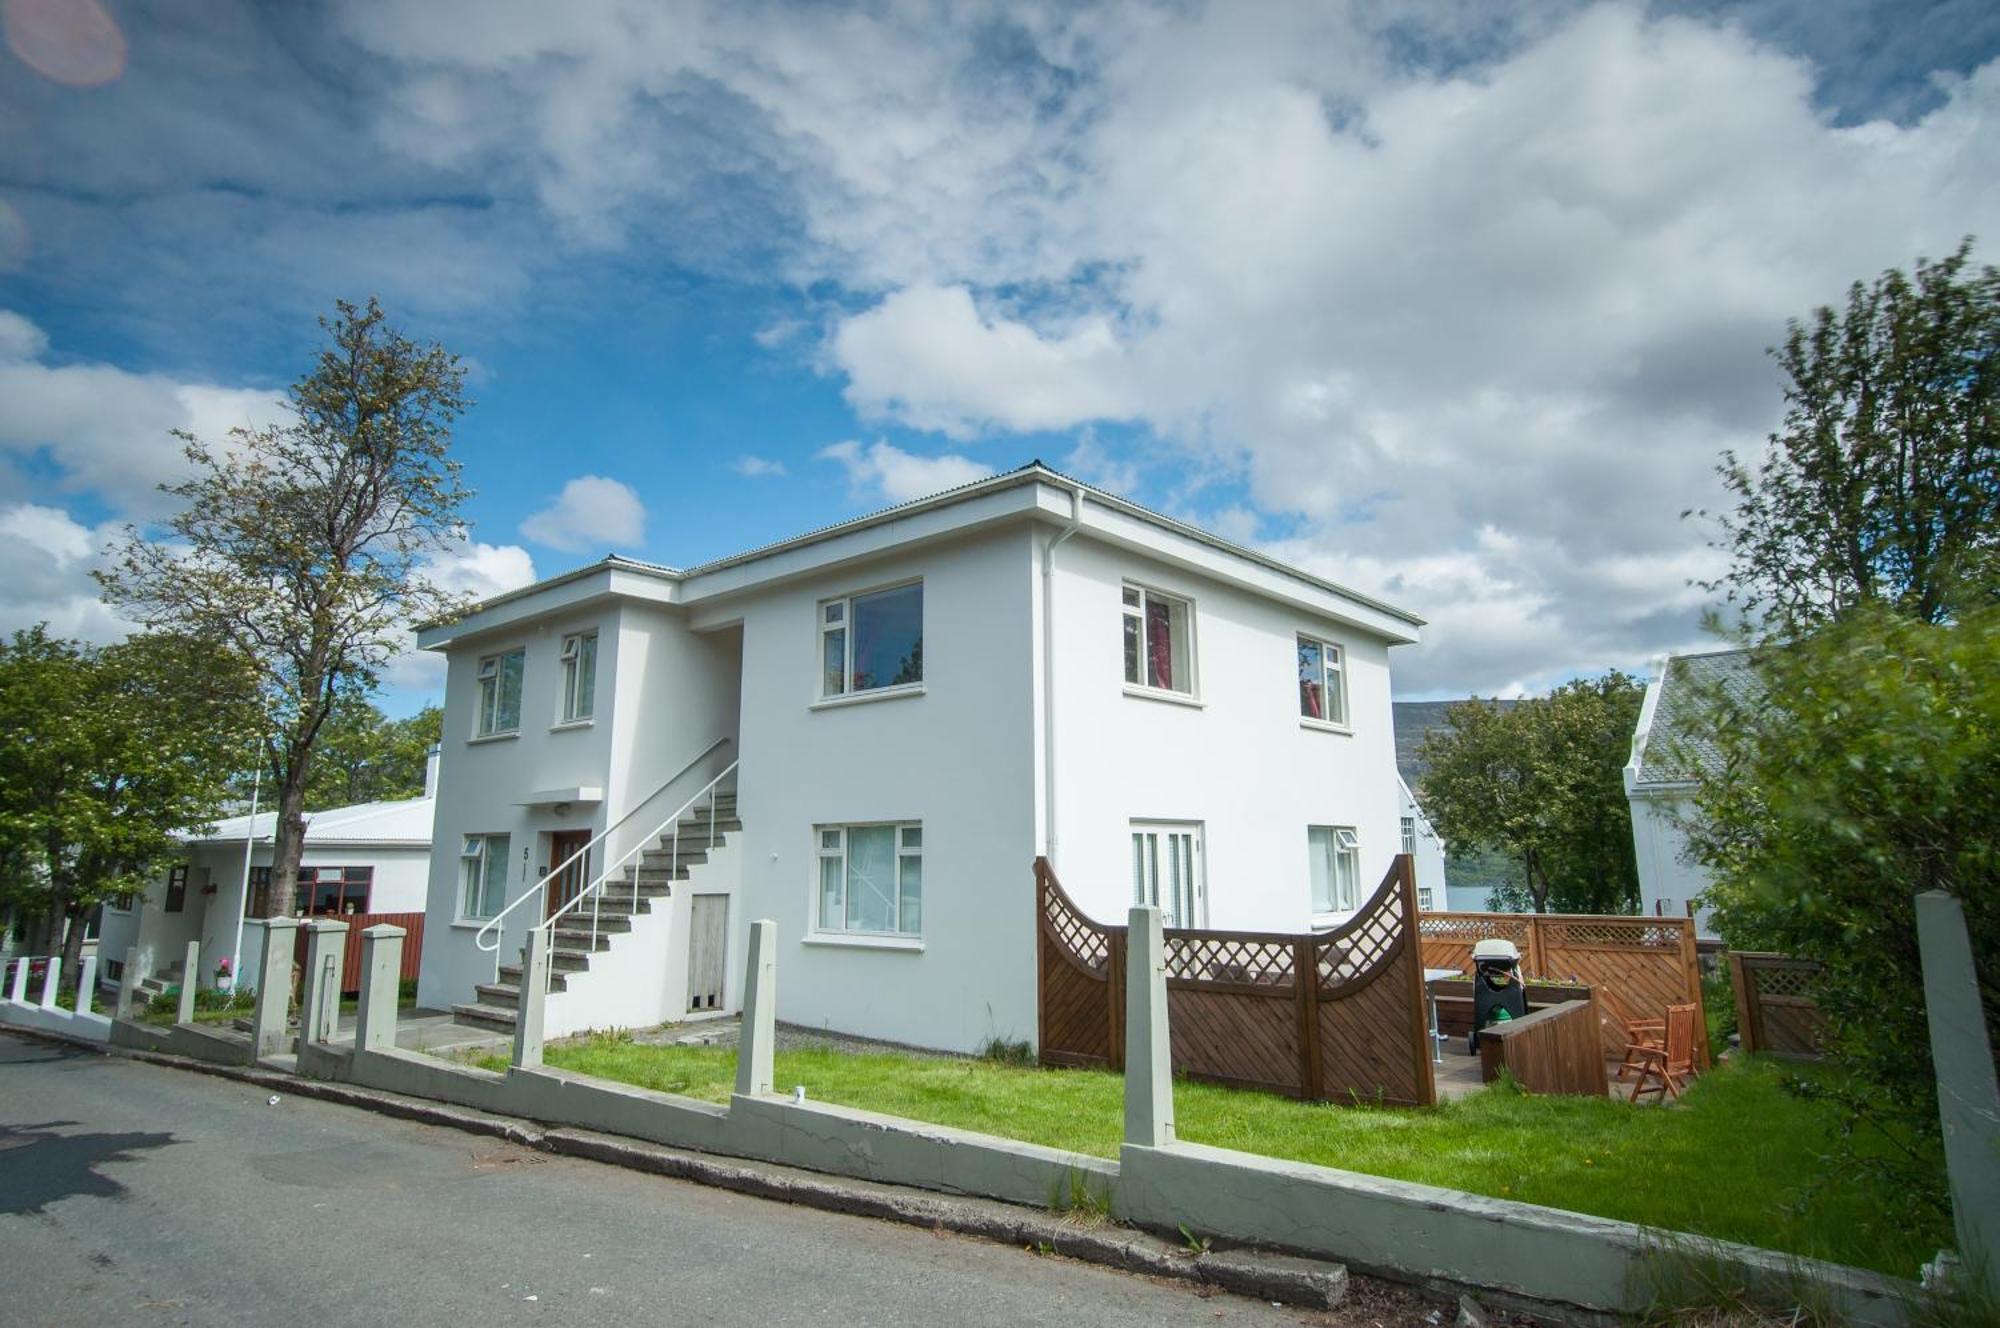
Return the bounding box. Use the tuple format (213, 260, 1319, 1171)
(1039, 535, 1404, 937)
(1396, 781, 1450, 911)
(727, 526, 1041, 1054)
(418, 598, 742, 1013)
(1629, 790, 1716, 937)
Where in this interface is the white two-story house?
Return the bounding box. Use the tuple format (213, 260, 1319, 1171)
(416, 464, 1423, 1053)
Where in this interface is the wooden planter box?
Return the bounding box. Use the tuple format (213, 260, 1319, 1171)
(1427, 977, 1595, 1039)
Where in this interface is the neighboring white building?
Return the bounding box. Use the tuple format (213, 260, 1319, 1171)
(417, 464, 1423, 1053)
(95, 758, 438, 994)
(1624, 648, 1755, 940)
(1394, 774, 1449, 911)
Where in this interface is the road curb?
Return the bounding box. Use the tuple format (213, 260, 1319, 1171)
(47, 1033, 1358, 1311)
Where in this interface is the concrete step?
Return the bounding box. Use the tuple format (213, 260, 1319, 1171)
(552, 915, 630, 940)
(450, 1001, 519, 1032)
(497, 964, 571, 991)
(474, 982, 521, 1009)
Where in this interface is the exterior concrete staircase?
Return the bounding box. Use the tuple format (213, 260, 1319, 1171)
(135, 963, 184, 1002)
(451, 793, 739, 1034)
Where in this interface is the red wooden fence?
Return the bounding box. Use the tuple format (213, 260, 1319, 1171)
(1037, 855, 1436, 1107)
(292, 912, 425, 994)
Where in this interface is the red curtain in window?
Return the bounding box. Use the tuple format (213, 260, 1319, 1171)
(1146, 599, 1173, 691)
(1301, 676, 1323, 719)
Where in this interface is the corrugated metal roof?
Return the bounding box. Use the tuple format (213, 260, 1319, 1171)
(1630, 648, 1759, 788)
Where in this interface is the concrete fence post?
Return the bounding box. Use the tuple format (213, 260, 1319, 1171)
(356, 925, 406, 1054)
(73, 957, 97, 1016)
(735, 919, 776, 1097)
(512, 928, 550, 1070)
(116, 946, 140, 1019)
(176, 940, 200, 1024)
(295, 920, 346, 1052)
(1124, 904, 1175, 1147)
(7, 958, 28, 1003)
(251, 918, 301, 1056)
(1915, 890, 2000, 1300)
(39, 956, 63, 1011)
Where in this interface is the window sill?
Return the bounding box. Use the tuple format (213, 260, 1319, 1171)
(802, 933, 925, 953)
(1299, 718, 1353, 736)
(1122, 685, 1203, 709)
(467, 731, 520, 746)
(810, 683, 926, 711)
(449, 918, 498, 931)
(549, 718, 595, 733)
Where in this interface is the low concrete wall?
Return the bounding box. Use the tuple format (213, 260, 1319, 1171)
(107, 1016, 255, 1066)
(1116, 1141, 1909, 1325)
(0, 994, 112, 1043)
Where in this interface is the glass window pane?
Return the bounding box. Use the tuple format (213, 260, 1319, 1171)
(1335, 843, 1358, 911)
(1307, 827, 1335, 912)
(1122, 612, 1142, 685)
(1323, 649, 1345, 726)
(820, 829, 841, 851)
(574, 633, 596, 718)
(818, 854, 844, 929)
(1167, 598, 1190, 692)
(850, 583, 923, 691)
(824, 601, 844, 624)
(496, 650, 523, 730)
(900, 826, 921, 848)
(822, 627, 846, 696)
(898, 853, 922, 935)
(1122, 586, 1140, 608)
(844, 825, 898, 932)
(1131, 833, 1146, 905)
(1298, 638, 1324, 718)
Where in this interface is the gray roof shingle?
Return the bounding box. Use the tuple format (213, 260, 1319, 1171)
(1631, 648, 1759, 788)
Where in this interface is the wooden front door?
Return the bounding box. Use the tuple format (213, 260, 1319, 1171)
(545, 831, 592, 919)
(687, 895, 728, 1012)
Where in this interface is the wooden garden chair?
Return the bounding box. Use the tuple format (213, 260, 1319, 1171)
(1612, 1011, 1666, 1083)
(1627, 1003, 1698, 1103)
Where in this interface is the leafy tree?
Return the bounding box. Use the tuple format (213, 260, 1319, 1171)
(1679, 606, 1997, 1224)
(99, 299, 470, 917)
(1700, 239, 1999, 635)
(1417, 675, 1644, 914)
(300, 701, 441, 810)
(0, 627, 252, 975)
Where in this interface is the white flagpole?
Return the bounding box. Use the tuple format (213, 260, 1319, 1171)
(229, 756, 262, 993)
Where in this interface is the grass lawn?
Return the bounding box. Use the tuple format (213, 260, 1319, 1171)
(478, 1036, 1946, 1277)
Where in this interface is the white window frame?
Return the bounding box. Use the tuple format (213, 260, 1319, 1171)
(458, 833, 511, 921)
(818, 580, 925, 701)
(474, 647, 525, 737)
(813, 822, 923, 938)
(1298, 634, 1348, 728)
(558, 630, 598, 724)
(1130, 820, 1205, 928)
(1308, 825, 1362, 915)
(1400, 816, 1417, 857)
(1121, 583, 1197, 698)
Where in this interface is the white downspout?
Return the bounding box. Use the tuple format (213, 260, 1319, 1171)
(1041, 480, 1086, 864)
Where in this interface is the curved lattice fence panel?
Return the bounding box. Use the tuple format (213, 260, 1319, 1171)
(1036, 856, 1435, 1106)
(1418, 908, 1704, 1063)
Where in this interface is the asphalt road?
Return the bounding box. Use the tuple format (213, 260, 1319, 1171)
(0, 1033, 1318, 1327)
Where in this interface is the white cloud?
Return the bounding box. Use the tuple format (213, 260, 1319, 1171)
(419, 539, 539, 601)
(817, 439, 995, 505)
(0, 310, 288, 514)
(518, 475, 647, 552)
(0, 503, 134, 643)
(732, 454, 787, 478)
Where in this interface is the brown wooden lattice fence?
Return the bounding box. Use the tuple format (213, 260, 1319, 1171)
(1418, 910, 1705, 1065)
(1035, 855, 1436, 1107)
(1728, 952, 1824, 1059)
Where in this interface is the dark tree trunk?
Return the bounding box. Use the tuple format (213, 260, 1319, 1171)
(58, 902, 89, 992)
(268, 769, 311, 918)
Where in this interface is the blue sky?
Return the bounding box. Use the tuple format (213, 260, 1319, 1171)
(1, 0, 1995, 711)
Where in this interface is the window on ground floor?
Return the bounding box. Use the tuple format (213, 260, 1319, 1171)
(815, 823, 922, 936)
(460, 834, 511, 920)
(297, 866, 373, 916)
(1130, 821, 1204, 928)
(164, 864, 188, 913)
(1308, 825, 1361, 914)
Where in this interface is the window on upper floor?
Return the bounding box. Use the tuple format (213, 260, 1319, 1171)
(559, 630, 598, 723)
(815, 823, 923, 937)
(1308, 825, 1361, 914)
(1297, 635, 1347, 727)
(459, 834, 511, 920)
(1122, 584, 1193, 696)
(475, 647, 525, 736)
(820, 582, 923, 699)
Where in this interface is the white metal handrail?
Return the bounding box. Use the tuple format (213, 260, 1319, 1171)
(531, 760, 738, 994)
(474, 737, 732, 976)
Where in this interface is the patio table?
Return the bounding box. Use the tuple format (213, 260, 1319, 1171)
(1423, 966, 1459, 1064)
